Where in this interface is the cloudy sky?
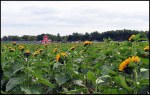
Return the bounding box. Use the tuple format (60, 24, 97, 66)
(1, 1, 149, 37)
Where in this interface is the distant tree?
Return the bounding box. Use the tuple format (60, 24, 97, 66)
(62, 35, 68, 42)
(2, 36, 8, 41)
(72, 33, 82, 41)
(7, 36, 13, 41)
(83, 32, 91, 41)
(22, 35, 30, 41)
(67, 35, 73, 42)
(56, 33, 62, 42)
(1, 29, 149, 42)
(145, 31, 149, 40)
(37, 34, 45, 41)
(90, 31, 101, 41)
(28, 36, 37, 41)
(11, 35, 20, 41)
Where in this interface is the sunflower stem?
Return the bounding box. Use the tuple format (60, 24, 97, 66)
(133, 69, 138, 94)
(27, 57, 30, 88)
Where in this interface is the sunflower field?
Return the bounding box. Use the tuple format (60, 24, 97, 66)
(1, 34, 149, 94)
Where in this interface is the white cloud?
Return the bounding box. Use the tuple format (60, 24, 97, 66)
(1, 1, 149, 37)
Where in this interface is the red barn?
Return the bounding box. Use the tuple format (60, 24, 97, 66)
(41, 35, 51, 44)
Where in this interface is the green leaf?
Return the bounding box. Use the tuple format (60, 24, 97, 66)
(108, 69, 118, 76)
(1, 62, 7, 70)
(20, 86, 32, 94)
(6, 75, 26, 91)
(1, 80, 6, 89)
(55, 74, 71, 85)
(11, 63, 24, 77)
(87, 71, 96, 84)
(133, 34, 141, 41)
(96, 75, 110, 84)
(128, 61, 135, 67)
(53, 62, 62, 69)
(101, 65, 110, 75)
(114, 75, 132, 92)
(140, 68, 148, 72)
(21, 84, 42, 94)
(138, 38, 148, 41)
(67, 68, 84, 80)
(96, 78, 104, 84)
(60, 88, 87, 94)
(73, 80, 85, 87)
(1, 91, 8, 94)
(140, 69, 149, 79)
(24, 67, 55, 88)
(102, 88, 119, 94)
(139, 79, 149, 85)
(32, 62, 49, 67)
(74, 58, 84, 63)
(4, 69, 13, 78)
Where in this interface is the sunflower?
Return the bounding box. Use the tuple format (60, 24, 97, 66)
(53, 48, 59, 53)
(119, 57, 131, 71)
(119, 56, 140, 71)
(32, 53, 37, 57)
(9, 48, 15, 52)
(24, 49, 31, 57)
(70, 46, 76, 50)
(56, 54, 61, 62)
(44, 44, 48, 48)
(12, 42, 17, 46)
(34, 50, 40, 55)
(80, 50, 85, 53)
(56, 52, 67, 63)
(84, 41, 92, 46)
(128, 35, 135, 41)
(61, 52, 67, 57)
(131, 56, 140, 62)
(32, 51, 40, 57)
(38, 49, 44, 53)
(9, 47, 13, 49)
(144, 46, 149, 52)
(18, 45, 24, 50)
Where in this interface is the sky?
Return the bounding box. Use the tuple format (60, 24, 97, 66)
(1, 1, 149, 37)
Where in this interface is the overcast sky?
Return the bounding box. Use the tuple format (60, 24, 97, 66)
(1, 1, 149, 37)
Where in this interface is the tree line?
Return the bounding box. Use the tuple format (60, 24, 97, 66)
(1, 29, 149, 42)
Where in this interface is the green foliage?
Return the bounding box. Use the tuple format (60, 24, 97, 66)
(1, 33, 149, 94)
(6, 74, 26, 92)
